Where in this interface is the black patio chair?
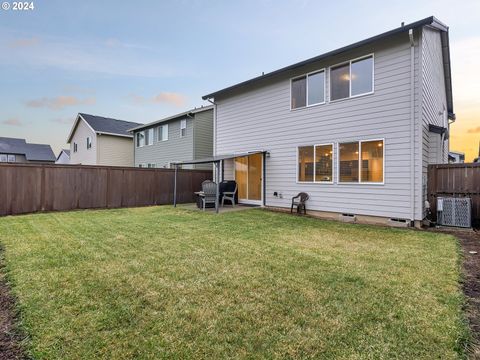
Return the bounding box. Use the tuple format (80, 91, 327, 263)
(291, 192, 309, 215)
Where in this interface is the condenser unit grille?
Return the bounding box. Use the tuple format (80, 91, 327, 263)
(437, 197, 471, 228)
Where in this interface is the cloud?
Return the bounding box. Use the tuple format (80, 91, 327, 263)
(26, 96, 96, 110)
(467, 126, 480, 134)
(130, 92, 186, 107)
(51, 117, 74, 125)
(8, 37, 40, 48)
(2, 118, 23, 126)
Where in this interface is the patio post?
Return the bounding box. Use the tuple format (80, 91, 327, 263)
(215, 161, 220, 213)
(173, 164, 177, 207)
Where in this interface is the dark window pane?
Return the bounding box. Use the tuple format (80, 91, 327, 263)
(339, 142, 359, 182)
(361, 140, 383, 182)
(298, 146, 314, 182)
(307, 71, 325, 105)
(330, 63, 350, 100)
(315, 144, 333, 182)
(351, 56, 373, 96)
(291, 76, 306, 109)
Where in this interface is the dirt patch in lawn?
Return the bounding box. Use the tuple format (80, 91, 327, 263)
(435, 228, 480, 358)
(0, 248, 26, 360)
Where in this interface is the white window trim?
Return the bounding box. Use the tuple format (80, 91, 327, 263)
(329, 53, 375, 103)
(158, 124, 169, 142)
(136, 131, 145, 148)
(337, 138, 385, 185)
(290, 68, 326, 111)
(145, 128, 154, 146)
(180, 119, 187, 137)
(296, 143, 334, 184)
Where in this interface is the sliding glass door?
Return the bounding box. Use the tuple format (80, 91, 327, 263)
(235, 153, 262, 204)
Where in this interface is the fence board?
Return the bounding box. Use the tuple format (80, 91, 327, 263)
(0, 164, 212, 216)
(428, 163, 480, 227)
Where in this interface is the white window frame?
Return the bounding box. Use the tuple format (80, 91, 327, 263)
(136, 131, 145, 148)
(329, 54, 374, 103)
(337, 138, 384, 185)
(158, 124, 168, 142)
(145, 128, 154, 146)
(7, 154, 15, 162)
(290, 69, 326, 110)
(86, 136, 92, 150)
(296, 143, 334, 184)
(180, 119, 187, 137)
(0, 154, 7, 162)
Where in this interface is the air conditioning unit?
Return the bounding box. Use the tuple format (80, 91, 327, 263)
(437, 197, 471, 228)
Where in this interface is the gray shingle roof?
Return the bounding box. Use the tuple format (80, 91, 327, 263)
(79, 113, 142, 137)
(62, 149, 70, 156)
(0, 137, 56, 162)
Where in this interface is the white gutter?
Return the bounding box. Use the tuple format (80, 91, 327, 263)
(409, 29, 415, 223)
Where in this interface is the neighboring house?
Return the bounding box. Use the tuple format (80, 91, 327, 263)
(0, 137, 56, 163)
(448, 151, 465, 163)
(200, 16, 453, 227)
(129, 106, 213, 169)
(67, 113, 142, 166)
(56, 149, 70, 164)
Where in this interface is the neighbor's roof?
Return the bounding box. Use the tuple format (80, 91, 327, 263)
(67, 113, 143, 143)
(0, 137, 56, 162)
(128, 105, 214, 132)
(202, 16, 453, 118)
(62, 149, 70, 156)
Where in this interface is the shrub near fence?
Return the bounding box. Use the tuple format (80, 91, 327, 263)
(428, 163, 480, 227)
(0, 163, 212, 216)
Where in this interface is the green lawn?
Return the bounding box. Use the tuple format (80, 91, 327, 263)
(0, 207, 468, 359)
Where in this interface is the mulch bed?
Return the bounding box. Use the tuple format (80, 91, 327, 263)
(433, 227, 480, 358)
(0, 248, 26, 360)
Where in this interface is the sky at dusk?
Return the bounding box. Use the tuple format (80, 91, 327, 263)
(0, 0, 479, 160)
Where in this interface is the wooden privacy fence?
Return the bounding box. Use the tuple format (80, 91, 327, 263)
(0, 163, 212, 216)
(428, 163, 480, 226)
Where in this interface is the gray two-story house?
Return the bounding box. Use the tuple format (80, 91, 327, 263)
(130, 106, 213, 169)
(198, 16, 453, 227)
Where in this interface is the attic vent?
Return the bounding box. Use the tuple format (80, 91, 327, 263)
(437, 197, 471, 228)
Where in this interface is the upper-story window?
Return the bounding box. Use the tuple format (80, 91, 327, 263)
(145, 128, 154, 146)
(291, 70, 325, 109)
(180, 119, 187, 137)
(0, 154, 7, 162)
(136, 131, 145, 147)
(86, 137, 92, 150)
(157, 124, 168, 141)
(7, 155, 15, 162)
(73, 142, 78, 153)
(330, 55, 374, 101)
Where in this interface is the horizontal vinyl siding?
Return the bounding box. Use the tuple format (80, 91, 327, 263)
(193, 109, 214, 170)
(69, 119, 97, 165)
(134, 118, 194, 169)
(420, 27, 448, 217)
(97, 135, 134, 167)
(216, 33, 418, 220)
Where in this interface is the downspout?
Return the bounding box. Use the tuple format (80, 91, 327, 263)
(206, 98, 217, 157)
(409, 29, 415, 224)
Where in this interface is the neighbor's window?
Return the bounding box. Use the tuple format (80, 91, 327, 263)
(157, 124, 168, 141)
(298, 144, 333, 182)
(145, 128, 154, 146)
(330, 55, 373, 101)
(136, 131, 145, 147)
(180, 119, 187, 137)
(0, 154, 7, 162)
(86, 137, 92, 150)
(291, 70, 325, 109)
(73, 143, 78, 153)
(339, 142, 359, 182)
(361, 140, 383, 182)
(7, 155, 15, 162)
(315, 144, 333, 182)
(339, 140, 384, 183)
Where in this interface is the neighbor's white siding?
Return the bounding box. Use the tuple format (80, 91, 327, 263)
(216, 32, 423, 220)
(69, 119, 97, 165)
